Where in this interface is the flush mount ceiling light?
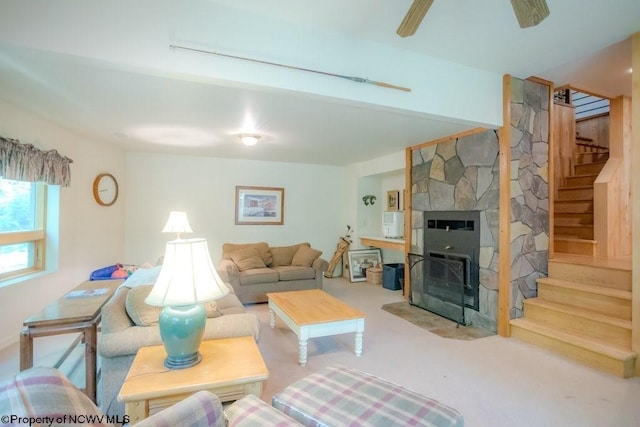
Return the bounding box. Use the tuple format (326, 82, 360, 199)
(239, 134, 261, 146)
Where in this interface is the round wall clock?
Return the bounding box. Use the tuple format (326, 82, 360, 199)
(93, 173, 119, 206)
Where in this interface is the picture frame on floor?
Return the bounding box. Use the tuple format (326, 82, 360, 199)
(347, 249, 382, 282)
(235, 186, 284, 225)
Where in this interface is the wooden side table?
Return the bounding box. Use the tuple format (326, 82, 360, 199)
(20, 279, 122, 402)
(118, 336, 268, 423)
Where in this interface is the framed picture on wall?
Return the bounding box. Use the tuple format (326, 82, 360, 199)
(347, 249, 382, 283)
(386, 190, 400, 211)
(235, 186, 284, 225)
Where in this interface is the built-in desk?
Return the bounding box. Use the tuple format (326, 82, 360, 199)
(360, 236, 405, 251)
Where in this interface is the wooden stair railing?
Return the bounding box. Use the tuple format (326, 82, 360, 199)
(592, 96, 632, 258)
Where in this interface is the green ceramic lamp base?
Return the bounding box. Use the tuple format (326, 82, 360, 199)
(158, 304, 206, 370)
(164, 351, 202, 369)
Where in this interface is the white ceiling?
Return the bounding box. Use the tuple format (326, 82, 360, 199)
(0, 0, 637, 166)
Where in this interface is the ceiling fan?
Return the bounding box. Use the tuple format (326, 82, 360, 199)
(397, 0, 550, 38)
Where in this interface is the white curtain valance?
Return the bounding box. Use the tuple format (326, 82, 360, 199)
(0, 137, 73, 186)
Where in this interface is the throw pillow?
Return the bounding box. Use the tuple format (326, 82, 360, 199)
(222, 242, 273, 266)
(230, 248, 267, 272)
(125, 285, 221, 326)
(271, 243, 310, 266)
(125, 285, 162, 326)
(291, 246, 323, 267)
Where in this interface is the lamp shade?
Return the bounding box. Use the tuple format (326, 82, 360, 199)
(162, 211, 193, 235)
(145, 238, 229, 307)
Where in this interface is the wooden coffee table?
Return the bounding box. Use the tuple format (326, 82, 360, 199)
(118, 336, 268, 423)
(267, 289, 365, 366)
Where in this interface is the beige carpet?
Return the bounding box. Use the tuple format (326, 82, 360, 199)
(243, 279, 640, 427)
(3, 279, 639, 427)
(381, 301, 494, 340)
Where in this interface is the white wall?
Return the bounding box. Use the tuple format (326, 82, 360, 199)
(346, 150, 406, 264)
(124, 152, 346, 265)
(0, 102, 406, 350)
(0, 100, 126, 349)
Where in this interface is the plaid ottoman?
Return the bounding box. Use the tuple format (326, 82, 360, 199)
(225, 394, 303, 426)
(0, 367, 112, 426)
(272, 365, 464, 427)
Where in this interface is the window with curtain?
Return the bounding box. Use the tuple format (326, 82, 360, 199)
(0, 137, 72, 283)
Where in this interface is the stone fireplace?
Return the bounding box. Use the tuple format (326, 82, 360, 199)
(409, 78, 550, 333)
(410, 130, 499, 332)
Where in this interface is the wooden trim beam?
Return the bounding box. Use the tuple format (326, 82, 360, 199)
(527, 76, 555, 87)
(404, 147, 413, 299)
(408, 127, 488, 151)
(554, 84, 613, 100)
(498, 74, 512, 337)
(631, 31, 640, 376)
(548, 80, 556, 259)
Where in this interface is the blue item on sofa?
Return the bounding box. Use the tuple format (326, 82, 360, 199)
(89, 264, 119, 280)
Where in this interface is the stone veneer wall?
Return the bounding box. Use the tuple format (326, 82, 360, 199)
(509, 78, 550, 318)
(410, 130, 500, 332)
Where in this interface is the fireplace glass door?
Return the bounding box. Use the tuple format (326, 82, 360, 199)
(424, 251, 471, 308)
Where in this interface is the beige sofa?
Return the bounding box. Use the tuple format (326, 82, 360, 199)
(98, 267, 260, 418)
(218, 242, 329, 304)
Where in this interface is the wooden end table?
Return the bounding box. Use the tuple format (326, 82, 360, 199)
(118, 336, 268, 423)
(267, 289, 366, 366)
(20, 279, 122, 402)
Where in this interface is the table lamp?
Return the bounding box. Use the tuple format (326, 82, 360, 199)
(162, 211, 193, 239)
(145, 237, 229, 369)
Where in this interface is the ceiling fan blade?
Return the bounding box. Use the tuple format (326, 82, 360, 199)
(510, 0, 550, 28)
(397, 0, 435, 38)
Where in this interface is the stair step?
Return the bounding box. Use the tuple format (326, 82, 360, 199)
(574, 161, 607, 175)
(553, 237, 596, 256)
(554, 200, 593, 214)
(556, 186, 594, 201)
(573, 153, 609, 164)
(537, 277, 631, 319)
(565, 174, 598, 187)
(555, 213, 593, 226)
(550, 253, 632, 269)
(510, 318, 636, 378)
(523, 298, 631, 348)
(554, 224, 593, 239)
(548, 257, 631, 290)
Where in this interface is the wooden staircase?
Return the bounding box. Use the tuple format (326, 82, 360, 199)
(553, 145, 609, 256)
(511, 254, 636, 377)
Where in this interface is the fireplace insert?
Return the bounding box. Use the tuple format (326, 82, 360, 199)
(411, 211, 480, 325)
